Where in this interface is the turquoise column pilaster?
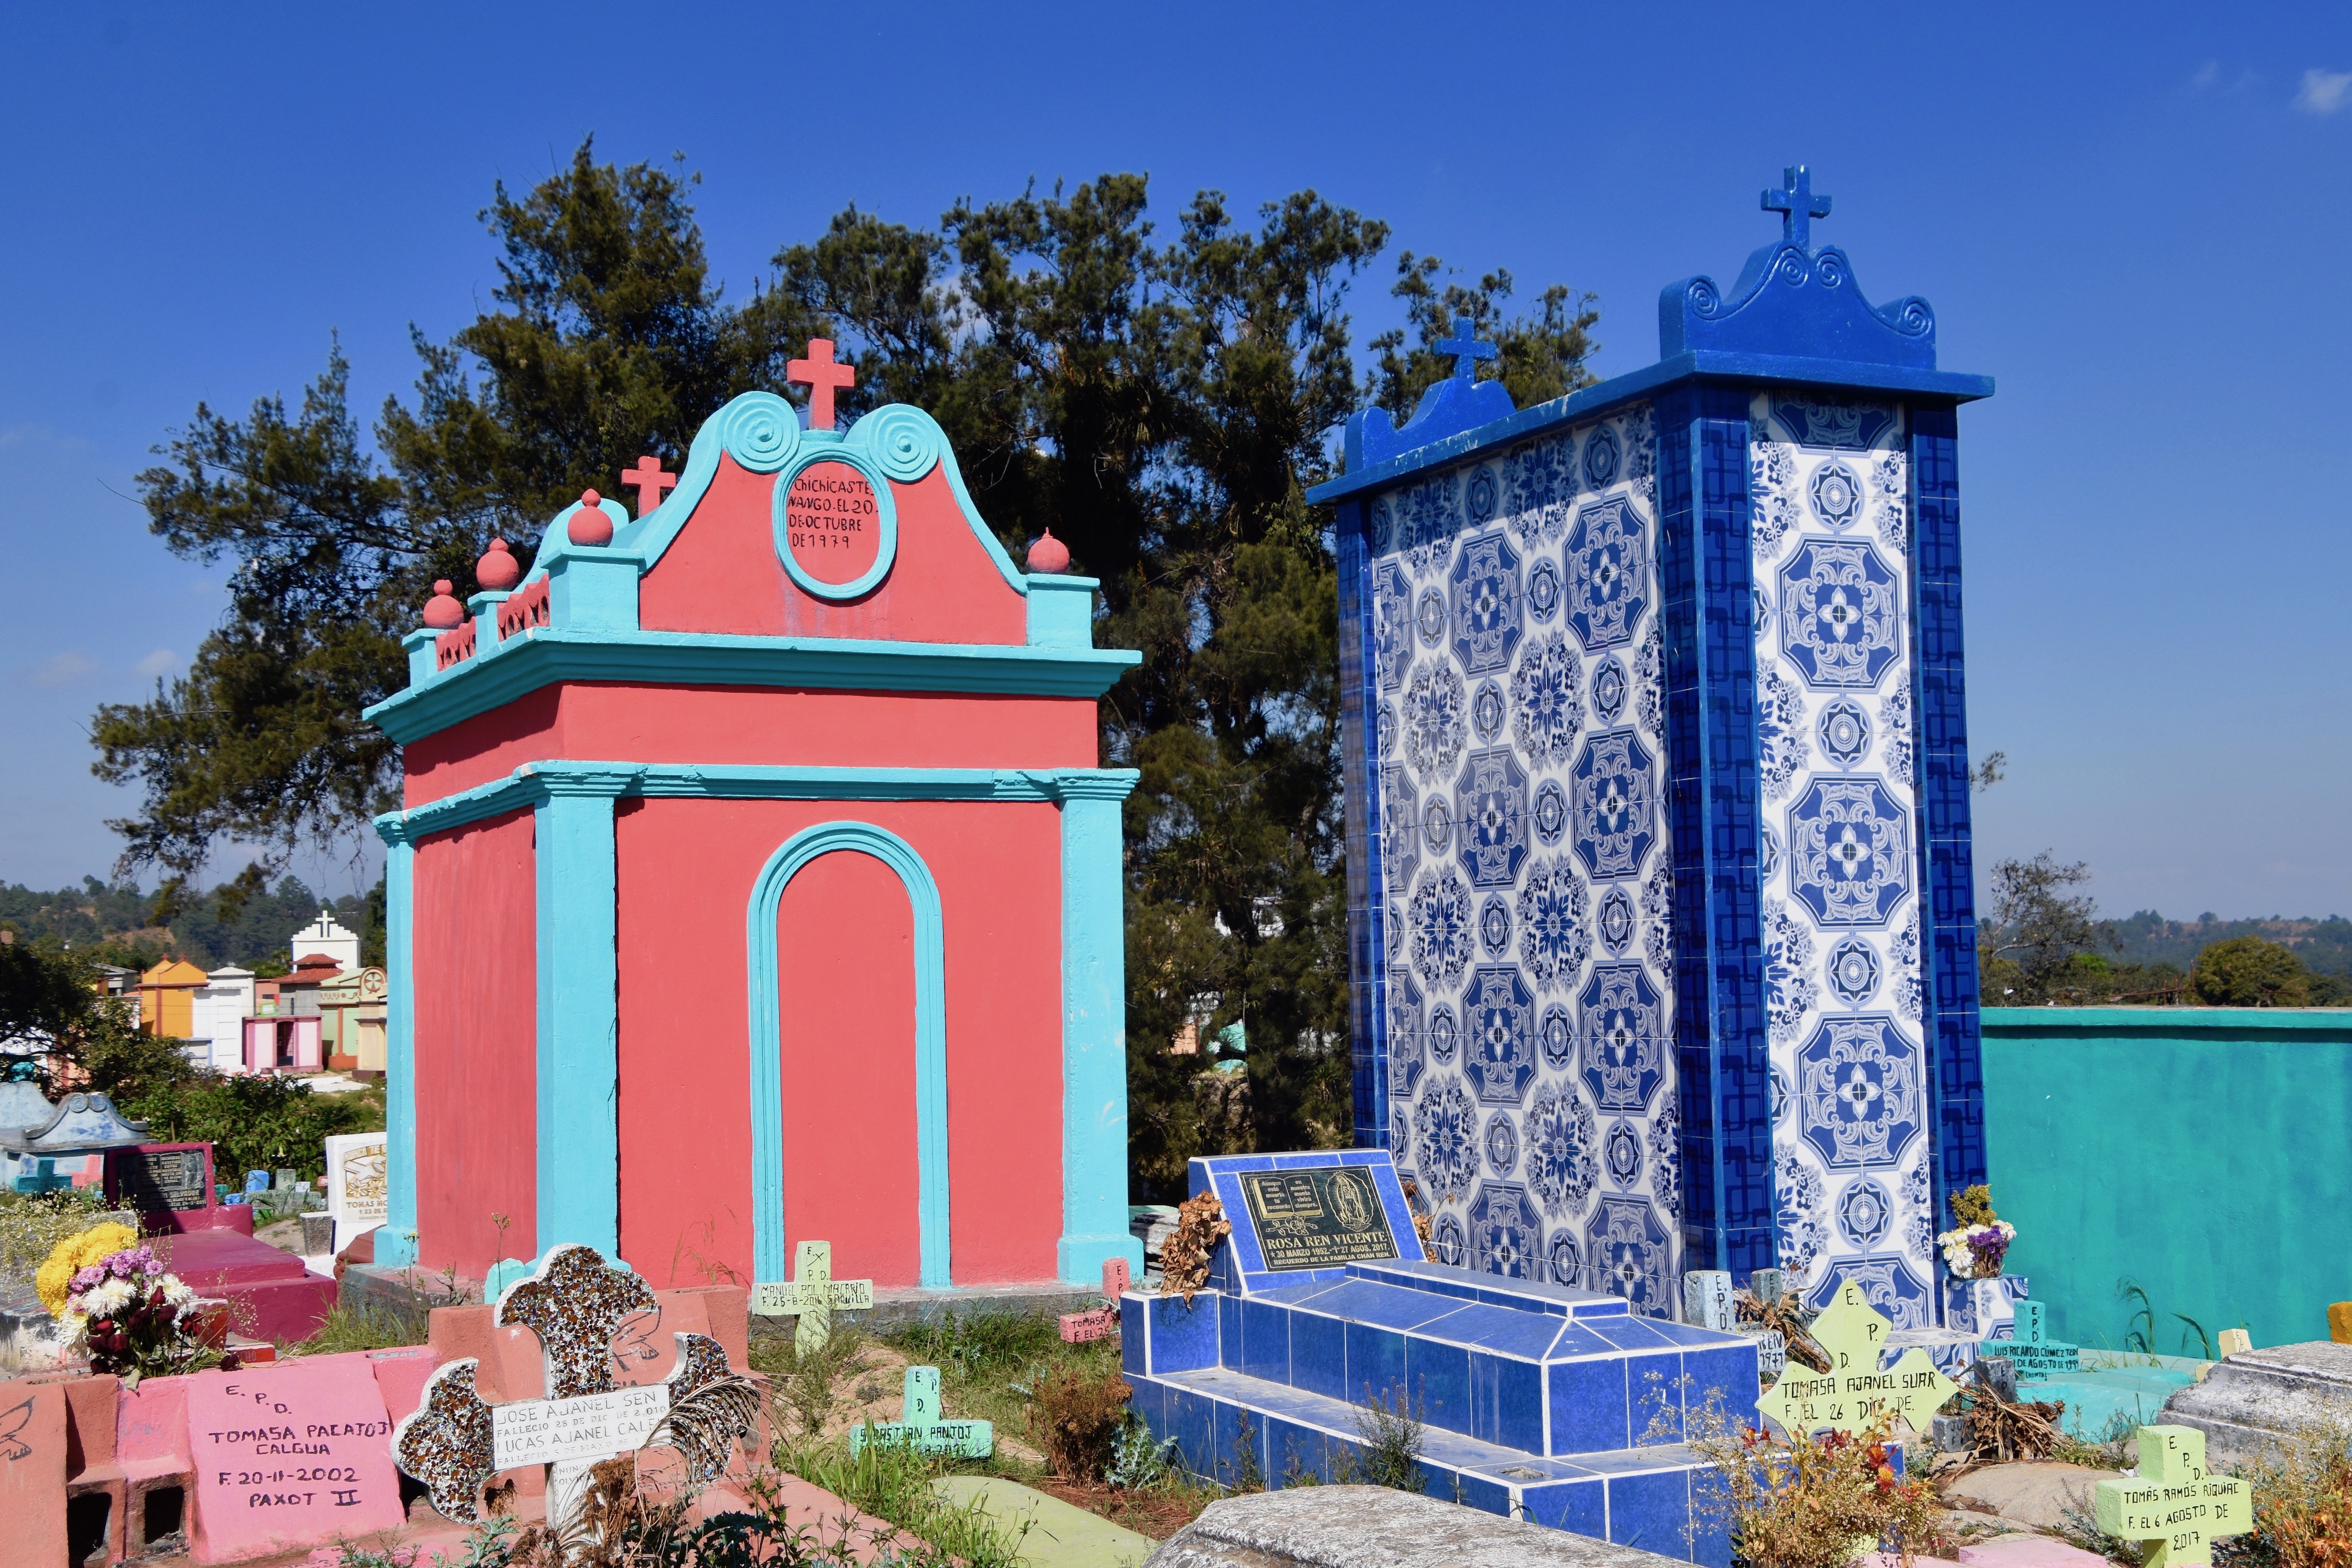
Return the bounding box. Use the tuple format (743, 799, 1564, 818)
(532, 768, 635, 1257)
(1053, 775, 1145, 1285)
(375, 825, 419, 1266)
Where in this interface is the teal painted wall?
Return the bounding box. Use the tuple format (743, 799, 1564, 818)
(1982, 1008, 2352, 1355)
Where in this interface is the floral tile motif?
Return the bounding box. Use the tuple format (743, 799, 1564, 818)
(1518, 859, 1591, 994)
(1578, 963, 1667, 1114)
(1471, 1182, 1544, 1279)
(1571, 730, 1658, 881)
(1589, 1195, 1671, 1313)
(1456, 747, 1532, 888)
(1788, 778, 1912, 927)
(1484, 1109, 1519, 1176)
(1780, 538, 1902, 690)
(1511, 631, 1583, 764)
(1753, 395, 1938, 1322)
(1370, 404, 1677, 1312)
(1526, 1081, 1598, 1217)
(1451, 530, 1524, 674)
(1464, 965, 1538, 1105)
(1565, 497, 1649, 653)
(1414, 1075, 1478, 1204)
(1795, 1014, 1924, 1170)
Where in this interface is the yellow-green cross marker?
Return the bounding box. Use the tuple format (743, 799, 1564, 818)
(750, 1240, 876, 1355)
(2096, 1426, 2251, 1568)
(1754, 1279, 1959, 1439)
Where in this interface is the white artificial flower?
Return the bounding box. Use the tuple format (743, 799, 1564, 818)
(84, 1279, 134, 1316)
(161, 1277, 195, 1309)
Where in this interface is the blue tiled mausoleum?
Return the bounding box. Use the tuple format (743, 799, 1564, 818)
(1308, 168, 1993, 1331)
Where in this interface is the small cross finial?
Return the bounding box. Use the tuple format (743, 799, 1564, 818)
(1762, 165, 1833, 251)
(787, 338, 856, 430)
(618, 455, 678, 519)
(1435, 315, 1498, 384)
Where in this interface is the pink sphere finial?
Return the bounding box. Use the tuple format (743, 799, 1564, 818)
(476, 537, 520, 590)
(1027, 528, 1071, 574)
(568, 489, 613, 546)
(423, 579, 465, 629)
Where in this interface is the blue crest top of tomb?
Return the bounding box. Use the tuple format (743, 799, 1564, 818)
(1309, 165, 1991, 507)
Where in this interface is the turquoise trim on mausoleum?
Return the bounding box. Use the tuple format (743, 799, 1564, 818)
(1056, 783, 1148, 1286)
(769, 440, 901, 601)
(363, 629, 1138, 743)
(531, 771, 632, 1258)
(745, 822, 952, 1290)
(1980, 1007, 2352, 1356)
(519, 396, 1030, 599)
(377, 838, 418, 1266)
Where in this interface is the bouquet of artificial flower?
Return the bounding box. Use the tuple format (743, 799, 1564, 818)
(1935, 1183, 2016, 1281)
(56, 1241, 218, 1385)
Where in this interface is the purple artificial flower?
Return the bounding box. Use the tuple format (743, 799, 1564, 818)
(73, 1265, 106, 1290)
(144, 1259, 164, 1276)
(109, 1252, 133, 1278)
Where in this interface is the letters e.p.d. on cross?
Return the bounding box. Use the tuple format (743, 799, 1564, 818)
(2096, 1427, 2251, 1568)
(750, 1239, 873, 1354)
(1754, 1280, 1956, 1439)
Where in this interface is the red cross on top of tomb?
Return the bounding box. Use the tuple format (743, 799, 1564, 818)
(787, 338, 856, 430)
(618, 455, 678, 518)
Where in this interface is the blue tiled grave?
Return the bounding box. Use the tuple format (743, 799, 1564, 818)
(1124, 1152, 1758, 1563)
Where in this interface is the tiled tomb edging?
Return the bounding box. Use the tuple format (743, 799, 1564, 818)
(1124, 1152, 1758, 1564)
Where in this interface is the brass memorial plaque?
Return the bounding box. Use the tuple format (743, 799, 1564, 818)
(1237, 1166, 1398, 1271)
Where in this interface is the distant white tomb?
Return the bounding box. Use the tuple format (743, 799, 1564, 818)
(290, 910, 361, 972)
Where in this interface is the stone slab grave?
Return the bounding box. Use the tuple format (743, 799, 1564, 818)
(1060, 1259, 1130, 1343)
(393, 1244, 757, 1528)
(750, 1239, 873, 1355)
(1754, 1280, 1957, 1441)
(2094, 1426, 2250, 1568)
(933, 1474, 1157, 1567)
(1123, 1150, 1759, 1564)
(1142, 1485, 1695, 1568)
(185, 1359, 405, 1563)
(848, 1366, 992, 1457)
(2158, 1339, 2352, 1470)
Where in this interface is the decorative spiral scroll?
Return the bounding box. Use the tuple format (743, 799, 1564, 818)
(1774, 253, 1810, 288)
(1685, 278, 1723, 319)
(718, 392, 798, 473)
(1887, 297, 1933, 336)
(855, 404, 943, 482)
(1813, 251, 1846, 288)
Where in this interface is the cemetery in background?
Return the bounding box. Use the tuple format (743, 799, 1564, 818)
(7, 142, 2352, 1568)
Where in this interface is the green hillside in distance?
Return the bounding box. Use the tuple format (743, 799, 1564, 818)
(2100, 911, 2352, 979)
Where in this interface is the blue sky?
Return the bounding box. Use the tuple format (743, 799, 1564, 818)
(1, 3, 2346, 921)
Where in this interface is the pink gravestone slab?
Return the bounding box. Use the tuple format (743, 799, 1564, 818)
(1959, 1537, 2116, 1568)
(185, 1359, 405, 1563)
(1057, 1258, 1131, 1343)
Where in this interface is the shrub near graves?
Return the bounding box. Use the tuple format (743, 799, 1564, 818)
(2240, 1419, 2352, 1568)
(1684, 1395, 1947, 1568)
(1020, 1366, 1131, 1482)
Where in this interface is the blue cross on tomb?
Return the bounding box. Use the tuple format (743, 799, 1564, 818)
(1436, 316, 1498, 383)
(1762, 165, 1833, 251)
